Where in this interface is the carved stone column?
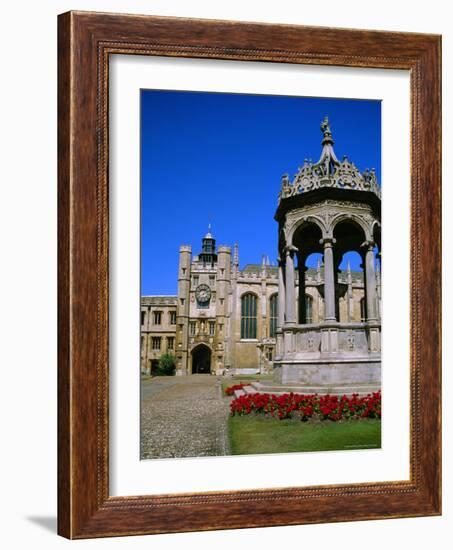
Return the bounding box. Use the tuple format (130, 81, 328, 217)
(298, 258, 307, 324)
(285, 246, 297, 325)
(275, 257, 285, 360)
(363, 241, 378, 322)
(320, 238, 336, 322)
(346, 261, 353, 322)
(333, 253, 341, 322)
(277, 257, 285, 329)
(316, 258, 323, 322)
(376, 256, 381, 320)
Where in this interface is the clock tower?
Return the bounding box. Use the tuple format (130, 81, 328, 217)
(175, 226, 232, 375)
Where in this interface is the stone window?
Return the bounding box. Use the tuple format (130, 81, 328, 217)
(169, 311, 176, 325)
(209, 275, 215, 283)
(153, 311, 162, 325)
(209, 321, 215, 336)
(141, 311, 146, 326)
(305, 295, 313, 323)
(167, 337, 175, 351)
(189, 321, 196, 336)
(269, 294, 278, 337)
(151, 337, 161, 350)
(193, 275, 199, 286)
(241, 293, 257, 339)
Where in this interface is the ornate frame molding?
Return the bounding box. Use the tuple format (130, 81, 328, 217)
(58, 11, 441, 538)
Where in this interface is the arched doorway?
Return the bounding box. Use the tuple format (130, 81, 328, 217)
(150, 359, 159, 376)
(191, 344, 211, 374)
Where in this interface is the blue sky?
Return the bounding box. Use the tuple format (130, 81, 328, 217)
(141, 90, 381, 295)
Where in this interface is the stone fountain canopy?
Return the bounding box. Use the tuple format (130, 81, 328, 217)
(272, 117, 382, 392)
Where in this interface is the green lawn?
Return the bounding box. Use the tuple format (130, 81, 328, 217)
(228, 415, 381, 455)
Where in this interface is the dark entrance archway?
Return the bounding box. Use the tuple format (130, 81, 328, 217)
(191, 344, 211, 374)
(150, 360, 159, 376)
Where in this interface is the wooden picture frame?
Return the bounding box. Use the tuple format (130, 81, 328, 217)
(58, 11, 441, 539)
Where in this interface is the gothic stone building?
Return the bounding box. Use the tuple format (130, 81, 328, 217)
(140, 233, 373, 376)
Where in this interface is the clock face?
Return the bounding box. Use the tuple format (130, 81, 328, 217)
(195, 284, 211, 304)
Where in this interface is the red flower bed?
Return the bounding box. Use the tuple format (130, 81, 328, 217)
(230, 391, 381, 421)
(224, 383, 248, 396)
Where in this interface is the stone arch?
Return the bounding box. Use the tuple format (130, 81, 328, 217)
(287, 215, 327, 247)
(292, 221, 324, 257)
(332, 218, 367, 252)
(330, 213, 372, 242)
(191, 343, 212, 374)
(239, 289, 260, 301)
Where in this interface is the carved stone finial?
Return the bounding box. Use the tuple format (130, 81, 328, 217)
(279, 118, 381, 202)
(320, 116, 331, 138)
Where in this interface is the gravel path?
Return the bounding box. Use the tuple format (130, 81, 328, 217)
(140, 375, 231, 460)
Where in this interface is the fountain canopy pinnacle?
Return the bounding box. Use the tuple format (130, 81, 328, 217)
(277, 117, 381, 213)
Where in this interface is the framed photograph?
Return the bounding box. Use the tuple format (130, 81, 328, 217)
(58, 11, 441, 538)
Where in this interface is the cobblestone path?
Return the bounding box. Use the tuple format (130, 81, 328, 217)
(140, 375, 231, 460)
